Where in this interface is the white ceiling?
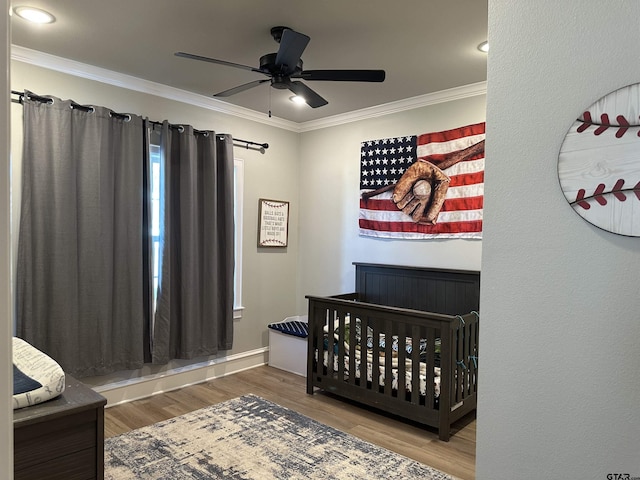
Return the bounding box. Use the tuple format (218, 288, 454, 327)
(10, 0, 488, 124)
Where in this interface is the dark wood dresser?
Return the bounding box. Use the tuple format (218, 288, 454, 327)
(13, 375, 107, 480)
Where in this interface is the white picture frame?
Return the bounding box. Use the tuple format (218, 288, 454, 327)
(258, 198, 289, 247)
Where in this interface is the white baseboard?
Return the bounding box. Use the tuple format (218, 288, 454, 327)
(93, 347, 269, 407)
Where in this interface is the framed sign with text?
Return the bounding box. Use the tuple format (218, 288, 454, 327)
(258, 199, 289, 247)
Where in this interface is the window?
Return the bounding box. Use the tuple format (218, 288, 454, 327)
(150, 143, 162, 313)
(149, 138, 243, 318)
(233, 158, 244, 318)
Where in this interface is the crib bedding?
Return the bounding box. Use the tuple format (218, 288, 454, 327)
(321, 317, 441, 397)
(321, 350, 441, 397)
(324, 316, 441, 362)
(12, 337, 66, 409)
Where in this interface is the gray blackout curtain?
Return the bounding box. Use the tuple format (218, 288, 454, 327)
(151, 122, 234, 364)
(17, 94, 150, 377)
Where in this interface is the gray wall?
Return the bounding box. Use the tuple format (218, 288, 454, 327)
(476, 1, 640, 479)
(297, 94, 486, 305)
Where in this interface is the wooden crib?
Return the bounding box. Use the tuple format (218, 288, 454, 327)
(306, 263, 480, 441)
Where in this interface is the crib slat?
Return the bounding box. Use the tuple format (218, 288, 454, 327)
(425, 328, 436, 409)
(340, 312, 358, 385)
(384, 319, 393, 396)
(466, 321, 472, 397)
(359, 315, 368, 390)
(320, 306, 328, 380)
(410, 325, 420, 405)
(469, 316, 478, 396)
(371, 316, 380, 392)
(456, 316, 464, 403)
(463, 316, 471, 398)
(338, 311, 347, 383)
(397, 321, 406, 401)
(328, 310, 337, 380)
(318, 306, 326, 381)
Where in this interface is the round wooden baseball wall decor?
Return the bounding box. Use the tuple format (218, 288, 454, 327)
(558, 83, 640, 236)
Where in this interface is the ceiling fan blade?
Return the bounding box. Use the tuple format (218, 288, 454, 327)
(175, 52, 265, 75)
(295, 69, 386, 82)
(288, 81, 328, 108)
(214, 79, 270, 97)
(275, 29, 310, 74)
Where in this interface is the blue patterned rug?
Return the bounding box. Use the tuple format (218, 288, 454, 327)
(104, 394, 457, 480)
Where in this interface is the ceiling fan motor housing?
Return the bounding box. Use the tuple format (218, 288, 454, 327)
(260, 53, 303, 77)
(270, 77, 291, 89)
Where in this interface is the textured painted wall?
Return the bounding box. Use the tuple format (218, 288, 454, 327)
(477, 1, 640, 478)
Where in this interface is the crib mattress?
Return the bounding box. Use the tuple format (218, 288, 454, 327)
(13, 337, 66, 409)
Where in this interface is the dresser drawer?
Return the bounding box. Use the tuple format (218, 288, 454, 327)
(15, 409, 97, 472)
(15, 446, 97, 480)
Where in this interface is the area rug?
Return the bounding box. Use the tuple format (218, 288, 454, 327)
(104, 394, 456, 480)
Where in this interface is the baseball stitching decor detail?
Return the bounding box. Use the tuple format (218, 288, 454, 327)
(359, 122, 485, 239)
(558, 83, 640, 236)
(258, 198, 290, 247)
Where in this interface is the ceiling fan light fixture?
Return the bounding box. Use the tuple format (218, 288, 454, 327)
(477, 41, 489, 53)
(13, 6, 56, 24)
(289, 95, 307, 105)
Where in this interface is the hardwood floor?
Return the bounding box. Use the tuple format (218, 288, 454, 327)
(104, 365, 476, 480)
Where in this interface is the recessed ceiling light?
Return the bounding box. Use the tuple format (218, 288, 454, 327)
(289, 95, 306, 106)
(13, 6, 56, 24)
(477, 41, 489, 53)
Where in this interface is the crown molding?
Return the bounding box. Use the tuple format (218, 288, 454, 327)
(10, 45, 300, 132)
(297, 81, 487, 132)
(11, 45, 487, 133)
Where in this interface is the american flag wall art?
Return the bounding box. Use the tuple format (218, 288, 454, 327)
(359, 122, 485, 239)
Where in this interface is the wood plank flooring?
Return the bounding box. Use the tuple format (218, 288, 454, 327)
(104, 365, 476, 480)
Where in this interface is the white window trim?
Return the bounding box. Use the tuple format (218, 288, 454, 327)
(233, 158, 244, 319)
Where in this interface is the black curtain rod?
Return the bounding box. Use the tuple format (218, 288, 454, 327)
(11, 90, 269, 154)
(146, 119, 269, 152)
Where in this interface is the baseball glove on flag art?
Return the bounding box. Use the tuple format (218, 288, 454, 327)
(359, 122, 485, 239)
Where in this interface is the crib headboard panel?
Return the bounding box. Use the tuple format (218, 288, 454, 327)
(354, 263, 480, 315)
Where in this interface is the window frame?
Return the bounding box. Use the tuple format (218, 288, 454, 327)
(149, 143, 162, 314)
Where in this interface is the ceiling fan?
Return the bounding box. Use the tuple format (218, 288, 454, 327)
(175, 26, 386, 108)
